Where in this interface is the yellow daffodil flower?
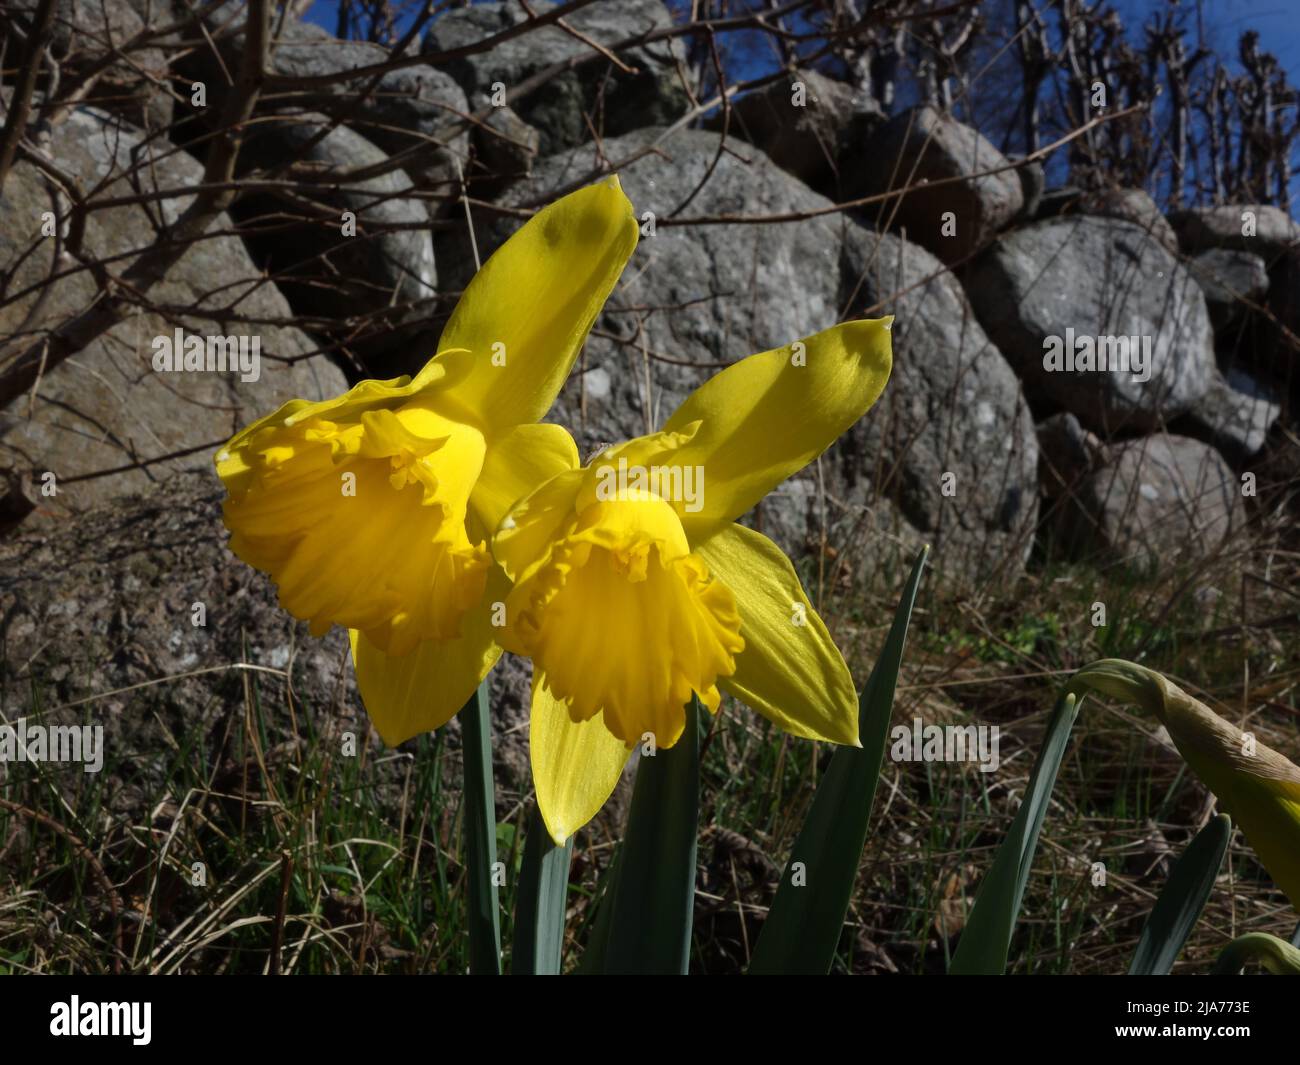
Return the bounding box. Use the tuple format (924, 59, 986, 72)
(493, 319, 894, 842)
(215, 179, 638, 744)
(1069, 659, 1300, 909)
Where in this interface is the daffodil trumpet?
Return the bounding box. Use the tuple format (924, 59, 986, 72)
(1068, 659, 1300, 910)
(215, 178, 640, 745)
(494, 317, 894, 843)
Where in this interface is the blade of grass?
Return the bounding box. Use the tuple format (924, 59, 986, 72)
(949, 690, 1082, 975)
(599, 696, 702, 974)
(460, 679, 501, 975)
(747, 545, 929, 974)
(512, 805, 573, 975)
(1128, 813, 1232, 975)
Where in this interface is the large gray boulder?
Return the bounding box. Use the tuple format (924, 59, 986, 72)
(1187, 248, 1270, 328)
(0, 471, 543, 835)
(1, 0, 174, 129)
(0, 473, 368, 804)
(0, 109, 347, 515)
(472, 105, 542, 189)
(423, 0, 689, 155)
(180, 9, 469, 193)
(169, 10, 454, 376)
(1035, 412, 1103, 500)
(1059, 434, 1244, 568)
(1077, 188, 1179, 254)
(708, 69, 884, 198)
(839, 229, 1040, 581)
(966, 215, 1216, 433)
(1170, 204, 1300, 263)
(853, 105, 1023, 264)
(238, 115, 437, 331)
(1178, 370, 1280, 463)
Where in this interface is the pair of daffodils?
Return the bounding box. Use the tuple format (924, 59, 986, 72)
(216, 178, 891, 843)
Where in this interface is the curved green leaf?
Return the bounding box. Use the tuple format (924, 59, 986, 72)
(747, 545, 929, 974)
(1129, 814, 1232, 975)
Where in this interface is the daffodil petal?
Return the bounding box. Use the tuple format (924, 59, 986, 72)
(349, 582, 504, 746)
(1213, 772, 1300, 910)
(663, 319, 892, 539)
(493, 467, 586, 582)
(531, 671, 631, 844)
(696, 523, 859, 746)
(220, 349, 475, 468)
(470, 422, 580, 535)
(439, 177, 639, 434)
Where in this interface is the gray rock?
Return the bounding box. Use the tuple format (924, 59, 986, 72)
(472, 105, 541, 187)
(751, 484, 929, 599)
(1170, 204, 1300, 262)
(422, 0, 689, 155)
(271, 22, 469, 193)
(853, 104, 1023, 264)
(0, 472, 537, 827)
(2, 0, 174, 129)
(1035, 187, 1179, 259)
(0, 472, 365, 803)
(239, 115, 437, 329)
(1036, 412, 1102, 499)
(181, 9, 469, 193)
(1178, 369, 1280, 463)
(1078, 188, 1179, 254)
(1187, 248, 1269, 326)
(709, 69, 884, 198)
(840, 229, 1040, 581)
(0, 109, 347, 514)
(1066, 434, 1244, 567)
(122, 0, 183, 23)
(1014, 158, 1045, 221)
(966, 215, 1215, 433)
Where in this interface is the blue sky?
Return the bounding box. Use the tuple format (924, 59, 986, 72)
(304, 0, 1300, 64)
(1187, 0, 1300, 71)
(304, 1, 1300, 79)
(302, 0, 1300, 209)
